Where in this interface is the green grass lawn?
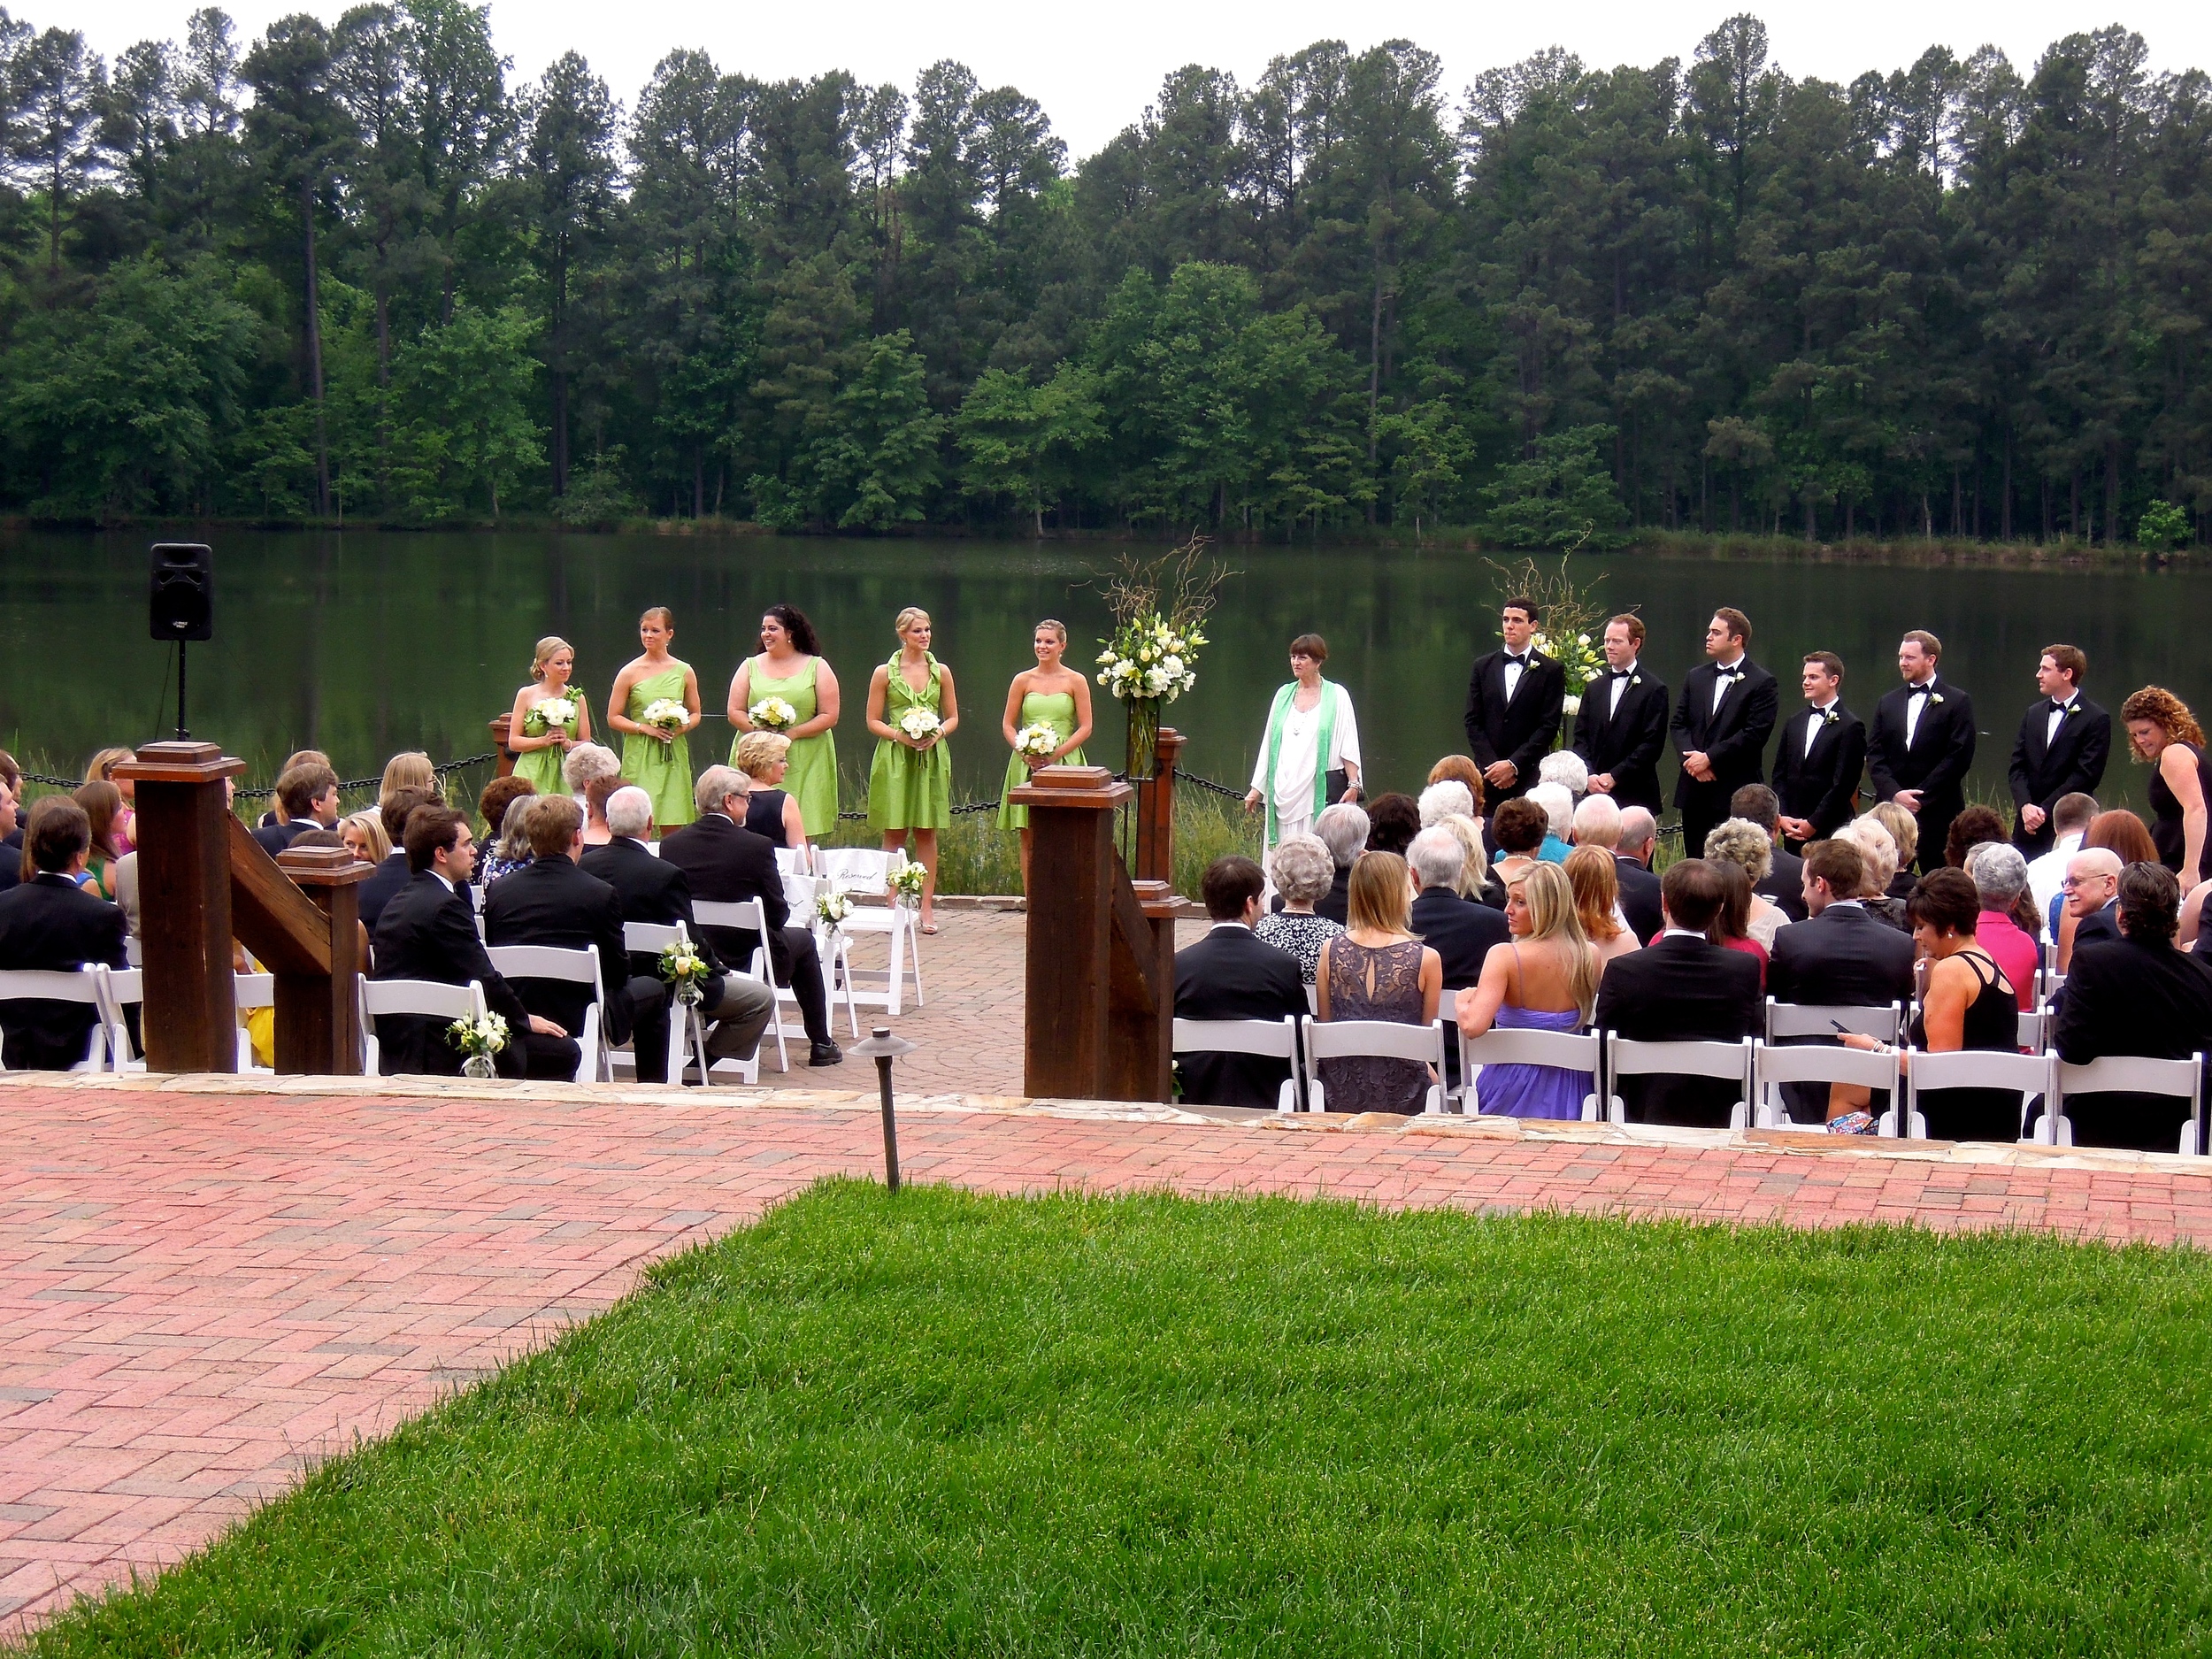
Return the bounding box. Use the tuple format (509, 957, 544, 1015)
(27, 1185, 2212, 1655)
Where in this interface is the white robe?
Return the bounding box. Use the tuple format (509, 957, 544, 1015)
(1251, 684, 1362, 848)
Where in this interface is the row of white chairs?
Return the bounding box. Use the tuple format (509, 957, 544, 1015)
(1171, 1006, 2205, 1153)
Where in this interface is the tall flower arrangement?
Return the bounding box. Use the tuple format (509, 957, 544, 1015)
(1095, 535, 1230, 778)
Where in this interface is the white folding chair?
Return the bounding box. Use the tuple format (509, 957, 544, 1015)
(695, 898, 792, 1071)
(469, 881, 488, 941)
(125, 936, 143, 967)
(1763, 998, 1901, 1043)
(2016, 1010, 2047, 1050)
(0, 966, 111, 1071)
(1172, 1016, 1303, 1113)
(358, 977, 488, 1077)
(96, 966, 144, 1072)
(2051, 1053, 2206, 1155)
(484, 944, 608, 1082)
(1601, 1034, 1755, 1127)
(612, 920, 718, 1086)
(1902, 1048, 2056, 1144)
(1456, 1027, 1603, 1120)
(1752, 1041, 1901, 1132)
(234, 972, 276, 1071)
(2037, 969, 2065, 1010)
(1302, 1018, 1450, 1114)
(814, 847, 924, 1021)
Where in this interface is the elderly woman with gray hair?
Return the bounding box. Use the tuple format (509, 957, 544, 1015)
(1255, 834, 1345, 985)
(1964, 841, 2040, 1010)
(1702, 818, 1790, 949)
(1302, 802, 1370, 925)
(1839, 817, 1911, 932)
(1418, 780, 1492, 902)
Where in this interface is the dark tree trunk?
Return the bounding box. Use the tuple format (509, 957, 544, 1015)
(301, 176, 331, 518)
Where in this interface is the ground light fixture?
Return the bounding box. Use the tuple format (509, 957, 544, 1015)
(849, 1025, 916, 1193)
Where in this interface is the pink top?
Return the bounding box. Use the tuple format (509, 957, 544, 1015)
(1976, 911, 2039, 1010)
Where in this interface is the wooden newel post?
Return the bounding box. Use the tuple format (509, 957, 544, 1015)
(273, 845, 370, 1075)
(1009, 765, 1177, 1102)
(1133, 726, 1184, 885)
(112, 741, 244, 1073)
(488, 713, 518, 780)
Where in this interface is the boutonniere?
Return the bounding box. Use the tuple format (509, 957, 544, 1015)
(1822, 708, 1839, 726)
(1630, 675, 1641, 687)
(1930, 692, 1946, 706)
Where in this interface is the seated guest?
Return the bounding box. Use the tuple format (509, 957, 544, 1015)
(1525, 783, 1574, 863)
(252, 763, 341, 857)
(582, 786, 775, 1083)
(1315, 852, 1442, 1113)
(2058, 810, 2159, 956)
(1836, 868, 2019, 1140)
(1703, 818, 1790, 949)
(380, 751, 435, 807)
(2056, 846, 2123, 971)
(1426, 753, 1485, 806)
(734, 731, 810, 852)
(1963, 841, 2039, 1010)
(341, 809, 391, 869)
(1418, 781, 1489, 895)
(358, 787, 432, 934)
(1537, 749, 1589, 803)
(1254, 833, 1344, 986)
(1591, 858, 1763, 1126)
(1363, 792, 1421, 858)
(475, 776, 537, 883)
(84, 748, 139, 849)
(1839, 818, 1910, 932)
(480, 796, 633, 1064)
(1408, 827, 1509, 990)
(256, 748, 330, 829)
(1729, 783, 1807, 922)
(1706, 861, 1768, 986)
(1418, 780, 1475, 829)
(0, 798, 129, 1070)
(1564, 844, 1638, 969)
(1768, 834, 1917, 1014)
(2027, 791, 2099, 926)
(1570, 791, 1621, 853)
(2052, 862, 2212, 1151)
(1943, 804, 2008, 870)
(561, 741, 622, 801)
(1490, 797, 1550, 894)
(1455, 860, 1600, 1118)
(1309, 803, 1369, 925)
(70, 781, 127, 902)
(1612, 806, 1665, 943)
(581, 773, 622, 847)
(0, 776, 19, 895)
(370, 804, 577, 1079)
(660, 766, 842, 1066)
(1172, 855, 1308, 1110)
(1870, 802, 1921, 899)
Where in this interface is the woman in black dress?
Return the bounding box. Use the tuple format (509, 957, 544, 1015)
(2121, 687, 2211, 889)
(732, 730, 808, 853)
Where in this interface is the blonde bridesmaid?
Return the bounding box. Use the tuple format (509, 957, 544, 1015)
(609, 606, 701, 833)
(865, 607, 957, 932)
(997, 618, 1093, 890)
(508, 636, 593, 796)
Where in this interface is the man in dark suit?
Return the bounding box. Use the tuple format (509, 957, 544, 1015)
(1671, 607, 1779, 869)
(1591, 858, 1763, 1126)
(1729, 784, 1807, 924)
(2054, 863, 2212, 1151)
(2062, 847, 2122, 961)
(1612, 806, 1665, 943)
(1173, 856, 1308, 1110)
(1463, 595, 1566, 803)
(1408, 828, 1509, 990)
(2008, 644, 2111, 857)
(582, 785, 774, 1083)
(659, 765, 841, 1066)
(1571, 613, 1669, 813)
(1765, 838, 1917, 1123)
(1867, 630, 1976, 874)
(480, 795, 631, 1067)
(1770, 651, 1866, 853)
(252, 763, 341, 856)
(357, 787, 432, 935)
(369, 803, 578, 1079)
(0, 798, 128, 1069)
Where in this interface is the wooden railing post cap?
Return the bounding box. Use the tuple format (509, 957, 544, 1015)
(1005, 764, 1133, 811)
(112, 742, 245, 785)
(275, 845, 374, 887)
(1130, 878, 1188, 919)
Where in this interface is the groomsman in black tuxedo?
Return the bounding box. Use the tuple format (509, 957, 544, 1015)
(1463, 595, 1566, 803)
(1770, 651, 1867, 851)
(1670, 607, 1779, 864)
(2008, 643, 2111, 856)
(1571, 613, 1669, 812)
(1867, 629, 1976, 873)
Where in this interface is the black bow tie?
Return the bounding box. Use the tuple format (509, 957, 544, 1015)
(1504, 654, 1528, 667)
(2052, 700, 2074, 714)
(1716, 665, 1743, 681)
(1909, 683, 1935, 697)
(1609, 668, 1634, 680)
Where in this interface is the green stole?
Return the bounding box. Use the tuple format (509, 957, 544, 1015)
(1263, 678, 1338, 842)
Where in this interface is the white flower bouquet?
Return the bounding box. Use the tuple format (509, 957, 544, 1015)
(897, 706, 942, 744)
(816, 887, 852, 932)
(1096, 615, 1206, 703)
(639, 698, 687, 733)
(446, 1011, 510, 1079)
(890, 862, 926, 909)
(749, 695, 798, 731)
(657, 939, 710, 1006)
(525, 695, 578, 736)
(1013, 722, 1059, 759)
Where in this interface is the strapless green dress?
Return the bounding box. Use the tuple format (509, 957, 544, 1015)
(511, 689, 587, 797)
(620, 663, 695, 830)
(998, 690, 1084, 829)
(739, 655, 838, 838)
(868, 653, 952, 832)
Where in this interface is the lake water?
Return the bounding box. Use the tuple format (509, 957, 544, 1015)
(5, 528, 2208, 817)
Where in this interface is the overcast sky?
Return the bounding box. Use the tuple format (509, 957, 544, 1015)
(75, 0, 2211, 161)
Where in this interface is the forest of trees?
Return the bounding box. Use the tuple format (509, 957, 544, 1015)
(3, 5, 2209, 545)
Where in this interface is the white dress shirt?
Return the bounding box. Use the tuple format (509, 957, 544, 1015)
(1711, 656, 1746, 714)
(1503, 651, 1530, 703)
(1609, 661, 1639, 716)
(2047, 697, 2078, 748)
(1903, 676, 1938, 746)
(1805, 698, 1838, 757)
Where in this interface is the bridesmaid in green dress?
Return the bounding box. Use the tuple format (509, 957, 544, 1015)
(865, 607, 959, 931)
(608, 606, 701, 834)
(997, 618, 1094, 892)
(726, 604, 841, 839)
(507, 636, 593, 797)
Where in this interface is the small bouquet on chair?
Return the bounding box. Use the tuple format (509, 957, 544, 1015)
(446, 1011, 510, 1079)
(1013, 723, 1058, 762)
(890, 861, 926, 910)
(657, 940, 710, 1007)
(816, 887, 852, 936)
(524, 695, 578, 737)
(749, 695, 798, 731)
(896, 706, 942, 745)
(640, 698, 687, 734)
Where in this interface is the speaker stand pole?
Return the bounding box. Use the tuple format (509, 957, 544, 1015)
(175, 640, 189, 741)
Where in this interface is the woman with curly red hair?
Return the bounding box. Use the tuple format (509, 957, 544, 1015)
(2121, 687, 2212, 888)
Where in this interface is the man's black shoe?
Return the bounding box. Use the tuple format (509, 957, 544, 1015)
(809, 1041, 844, 1066)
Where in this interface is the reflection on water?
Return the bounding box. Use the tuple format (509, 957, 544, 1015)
(5, 528, 2207, 816)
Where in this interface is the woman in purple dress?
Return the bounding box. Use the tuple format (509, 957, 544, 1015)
(1454, 862, 1600, 1119)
